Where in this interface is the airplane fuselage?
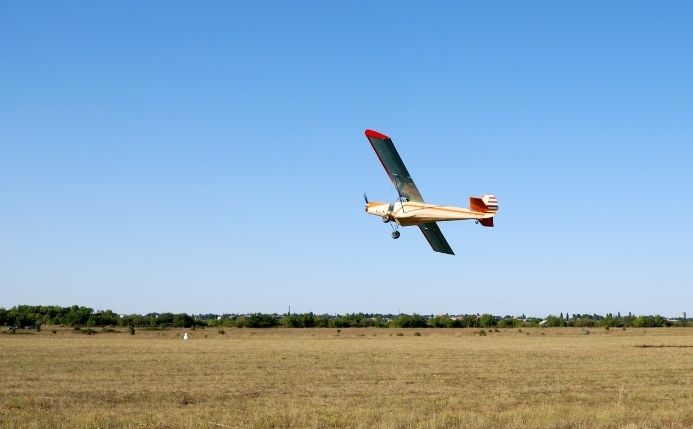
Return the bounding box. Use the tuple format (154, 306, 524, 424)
(365, 201, 493, 227)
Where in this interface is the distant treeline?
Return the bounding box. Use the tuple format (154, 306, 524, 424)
(0, 306, 688, 330)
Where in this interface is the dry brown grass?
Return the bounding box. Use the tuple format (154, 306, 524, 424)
(1, 327, 692, 428)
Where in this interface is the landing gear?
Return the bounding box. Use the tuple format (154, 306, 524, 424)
(386, 211, 399, 239)
(475, 220, 479, 224)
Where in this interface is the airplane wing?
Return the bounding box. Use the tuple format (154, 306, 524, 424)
(418, 222, 455, 255)
(365, 129, 424, 203)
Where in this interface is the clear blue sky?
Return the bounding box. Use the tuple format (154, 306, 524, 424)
(2, 2, 691, 316)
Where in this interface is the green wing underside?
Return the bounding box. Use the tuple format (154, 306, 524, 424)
(418, 222, 455, 255)
(366, 132, 454, 255)
(366, 135, 424, 203)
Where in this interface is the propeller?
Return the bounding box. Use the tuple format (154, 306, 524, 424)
(363, 193, 369, 204)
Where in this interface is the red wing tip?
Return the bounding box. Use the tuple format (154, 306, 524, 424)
(365, 129, 390, 140)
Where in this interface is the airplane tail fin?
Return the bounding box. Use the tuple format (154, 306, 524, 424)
(470, 194, 498, 228)
(469, 194, 498, 213)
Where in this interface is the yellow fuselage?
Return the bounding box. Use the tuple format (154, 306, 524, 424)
(365, 201, 493, 227)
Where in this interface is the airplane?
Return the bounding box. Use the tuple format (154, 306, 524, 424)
(363, 129, 498, 255)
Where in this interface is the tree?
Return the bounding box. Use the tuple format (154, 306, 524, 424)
(544, 315, 565, 327)
(478, 314, 497, 328)
(173, 314, 195, 328)
(238, 313, 279, 328)
(497, 318, 520, 328)
(429, 315, 453, 328)
(393, 314, 428, 328)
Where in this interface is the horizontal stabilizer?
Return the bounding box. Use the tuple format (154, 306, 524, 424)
(479, 217, 494, 227)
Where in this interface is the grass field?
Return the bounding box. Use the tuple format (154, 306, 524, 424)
(1, 327, 691, 428)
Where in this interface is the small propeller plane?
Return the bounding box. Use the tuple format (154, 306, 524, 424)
(363, 129, 498, 255)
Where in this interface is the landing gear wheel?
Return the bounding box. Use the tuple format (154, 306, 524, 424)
(475, 220, 479, 224)
(382, 215, 391, 223)
(391, 231, 401, 239)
